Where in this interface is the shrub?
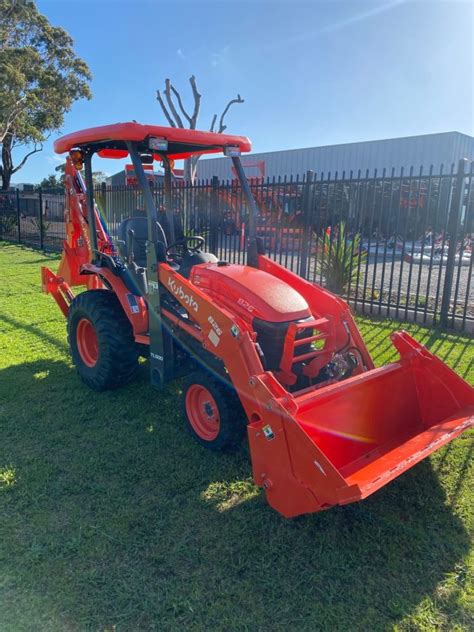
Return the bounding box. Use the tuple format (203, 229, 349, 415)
(28, 216, 50, 234)
(0, 199, 17, 237)
(314, 222, 366, 295)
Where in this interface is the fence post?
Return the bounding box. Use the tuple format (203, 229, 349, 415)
(16, 188, 21, 244)
(439, 158, 467, 328)
(38, 187, 44, 250)
(209, 176, 219, 255)
(299, 170, 314, 279)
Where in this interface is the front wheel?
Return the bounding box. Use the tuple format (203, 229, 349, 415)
(182, 373, 245, 451)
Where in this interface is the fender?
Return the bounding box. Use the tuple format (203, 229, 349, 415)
(81, 263, 148, 336)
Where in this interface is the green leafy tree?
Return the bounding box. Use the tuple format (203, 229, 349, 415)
(0, 0, 92, 189)
(91, 170, 107, 186)
(37, 173, 63, 189)
(54, 162, 107, 187)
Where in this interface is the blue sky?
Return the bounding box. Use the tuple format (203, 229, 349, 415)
(14, 0, 474, 184)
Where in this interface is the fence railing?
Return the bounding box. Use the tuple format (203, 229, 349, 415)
(1, 159, 472, 332)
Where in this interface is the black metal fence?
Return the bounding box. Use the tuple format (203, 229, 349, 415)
(1, 159, 473, 332)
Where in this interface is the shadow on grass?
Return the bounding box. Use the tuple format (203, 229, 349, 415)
(0, 240, 59, 261)
(362, 319, 473, 380)
(0, 314, 68, 354)
(12, 257, 60, 265)
(0, 359, 471, 630)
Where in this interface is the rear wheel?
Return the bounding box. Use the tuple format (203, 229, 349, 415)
(67, 290, 139, 391)
(182, 373, 245, 451)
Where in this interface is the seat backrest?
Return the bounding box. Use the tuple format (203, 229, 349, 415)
(118, 217, 149, 267)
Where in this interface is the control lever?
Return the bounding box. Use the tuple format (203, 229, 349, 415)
(126, 228, 135, 266)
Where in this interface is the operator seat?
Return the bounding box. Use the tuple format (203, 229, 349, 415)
(117, 215, 218, 281)
(118, 212, 183, 267)
(117, 216, 170, 297)
(118, 216, 153, 268)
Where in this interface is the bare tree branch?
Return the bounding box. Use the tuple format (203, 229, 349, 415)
(189, 75, 201, 129)
(164, 79, 184, 128)
(209, 114, 217, 133)
(11, 142, 43, 174)
(156, 90, 176, 127)
(218, 94, 244, 133)
(155, 75, 244, 183)
(170, 85, 192, 126)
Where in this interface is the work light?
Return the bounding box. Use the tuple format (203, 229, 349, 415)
(148, 137, 168, 151)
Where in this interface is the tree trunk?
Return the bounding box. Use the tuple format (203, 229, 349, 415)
(184, 158, 193, 184)
(183, 155, 200, 184)
(1, 133, 13, 190)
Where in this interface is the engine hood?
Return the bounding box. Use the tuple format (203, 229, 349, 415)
(190, 263, 311, 323)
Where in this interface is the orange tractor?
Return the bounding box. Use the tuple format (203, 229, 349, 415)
(42, 123, 473, 518)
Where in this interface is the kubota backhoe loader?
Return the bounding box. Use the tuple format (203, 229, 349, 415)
(42, 123, 473, 518)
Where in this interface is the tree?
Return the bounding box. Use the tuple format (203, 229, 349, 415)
(91, 170, 107, 186)
(48, 162, 106, 188)
(37, 173, 62, 190)
(0, 0, 92, 189)
(156, 76, 244, 183)
(54, 162, 107, 187)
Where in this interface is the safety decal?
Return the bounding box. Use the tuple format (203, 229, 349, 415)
(207, 315, 222, 347)
(262, 425, 275, 441)
(126, 293, 140, 314)
(208, 329, 220, 347)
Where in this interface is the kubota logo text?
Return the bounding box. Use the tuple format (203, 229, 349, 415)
(167, 278, 199, 312)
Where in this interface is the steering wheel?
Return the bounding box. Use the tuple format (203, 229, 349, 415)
(166, 235, 205, 258)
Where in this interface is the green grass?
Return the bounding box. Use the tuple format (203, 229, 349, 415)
(0, 241, 472, 632)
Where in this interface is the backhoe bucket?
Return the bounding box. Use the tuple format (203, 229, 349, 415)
(249, 332, 473, 517)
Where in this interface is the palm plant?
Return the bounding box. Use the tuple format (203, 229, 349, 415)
(313, 222, 366, 295)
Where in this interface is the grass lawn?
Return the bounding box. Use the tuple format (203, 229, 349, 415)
(0, 241, 472, 631)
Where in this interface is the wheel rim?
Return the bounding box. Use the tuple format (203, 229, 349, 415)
(185, 384, 220, 441)
(76, 318, 99, 368)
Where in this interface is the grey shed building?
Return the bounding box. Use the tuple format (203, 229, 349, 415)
(196, 131, 474, 181)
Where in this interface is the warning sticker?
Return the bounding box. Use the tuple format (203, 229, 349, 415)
(208, 329, 220, 347)
(262, 425, 275, 441)
(126, 293, 140, 314)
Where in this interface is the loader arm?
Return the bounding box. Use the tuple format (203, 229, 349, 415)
(257, 255, 374, 372)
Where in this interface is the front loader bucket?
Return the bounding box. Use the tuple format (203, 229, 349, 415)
(249, 332, 473, 517)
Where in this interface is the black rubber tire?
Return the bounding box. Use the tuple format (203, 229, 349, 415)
(182, 372, 245, 451)
(67, 289, 139, 391)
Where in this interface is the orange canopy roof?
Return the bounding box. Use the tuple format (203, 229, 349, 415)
(54, 122, 252, 159)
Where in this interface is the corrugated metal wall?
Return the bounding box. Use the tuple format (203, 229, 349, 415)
(196, 132, 474, 181)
